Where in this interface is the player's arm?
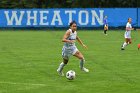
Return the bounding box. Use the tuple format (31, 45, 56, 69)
(126, 27, 134, 31)
(76, 36, 88, 49)
(126, 24, 134, 31)
(62, 30, 75, 43)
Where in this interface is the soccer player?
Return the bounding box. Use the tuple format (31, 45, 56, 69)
(57, 21, 89, 76)
(103, 16, 108, 35)
(121, 18, 134, 50)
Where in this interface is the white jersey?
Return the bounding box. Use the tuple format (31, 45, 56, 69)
(64, 29, 77, 47)
(124, 22, 132, 38)
(62, 29, 78, 59)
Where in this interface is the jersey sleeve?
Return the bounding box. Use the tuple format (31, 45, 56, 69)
(126, 23, 130, 28)
(126, 23, 132, 28)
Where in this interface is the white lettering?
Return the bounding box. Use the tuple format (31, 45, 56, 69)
(27, 11, 37, 25)
(51, 11, 63, 25)
(39, 11, 49, 25)
(79, 10, 89, 25)
(91, 10, 104, 25)
(4, 11, 24, 25)
(65, 10, 76, 25)
(4, 9, 104, 27)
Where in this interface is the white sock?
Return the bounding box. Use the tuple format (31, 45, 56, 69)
(57, 62, 65, 72)
(122, 42, 128, 48)
(80, 59, 85, 69)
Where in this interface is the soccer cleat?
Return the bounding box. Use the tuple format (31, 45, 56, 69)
(121, 48, 125, 50)
(57, 69, 64, 76)
(81, 67, 89, 72)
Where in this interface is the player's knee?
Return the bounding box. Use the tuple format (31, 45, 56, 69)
(126, 41, 129, 44)
(79, 56, 84, 60)
(63, 59, 69, 64)
(63, 61, 68, 64)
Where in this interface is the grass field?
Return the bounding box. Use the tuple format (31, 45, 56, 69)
(0, 30, 140, 93)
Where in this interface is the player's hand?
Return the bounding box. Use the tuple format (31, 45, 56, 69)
(83, 44, 88, 49)
(132, 28, 134, 30)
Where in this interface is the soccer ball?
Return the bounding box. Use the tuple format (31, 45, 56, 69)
(66, 70, 76, 80)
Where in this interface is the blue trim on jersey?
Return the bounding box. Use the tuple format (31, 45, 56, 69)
(104, 18, 108, 25)
(69, 39, 76, 40)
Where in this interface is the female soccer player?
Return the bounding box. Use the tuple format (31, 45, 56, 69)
(57, 21, 89, 76)
(121, 18, 134, 50)
(103, 16, 108, 35)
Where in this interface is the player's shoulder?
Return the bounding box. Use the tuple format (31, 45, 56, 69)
(66, 29, 72, 35)
(67, 29, 72, 33)
(66, 29, 77, 34)
(127, 22, 131, 25)
(126, 22, 131, 26)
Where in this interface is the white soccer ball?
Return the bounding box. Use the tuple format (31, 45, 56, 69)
(66, 70, 76, 80)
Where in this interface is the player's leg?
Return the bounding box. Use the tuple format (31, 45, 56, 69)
(121, 38, 129, 50)
(104, 25, 108, 35)
(106, 26, 108, 35)
(121, 32, 129, 50)
(106, 26, 108, 31)
(57, 47, 69, 76)
(73, 51, 89, 72)
(57, 58, 68, 76)
(128, 38, 132, 44)
(104, 25, 107, 34)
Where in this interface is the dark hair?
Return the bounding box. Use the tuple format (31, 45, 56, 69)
(128, 18, 131, 21)
(69, 20, 77, 26)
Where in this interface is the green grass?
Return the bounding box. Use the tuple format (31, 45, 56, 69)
(0, 30, 140, 93)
